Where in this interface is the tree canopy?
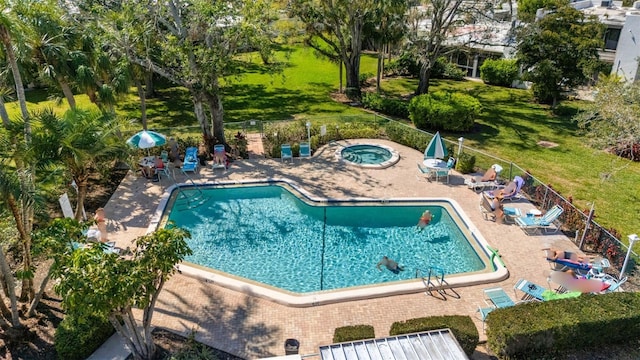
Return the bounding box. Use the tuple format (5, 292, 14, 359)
(516, 5, 604, 105)
(575, 76, 640, 160)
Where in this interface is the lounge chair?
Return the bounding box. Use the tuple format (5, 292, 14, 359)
(299, 142, 311, 160)
(484, 287, 516, 308)
(465, 164, 503, 192)
(281, 144, 293, 163)
(182, 146, 199, 173)
(212, 144, 226, 170)
(515, 204, 564, 234)
(514, 278, 547, 302)
(485, 175, 525, 202)
(478, 287, 517, 332)
(479, 193, 521, 222)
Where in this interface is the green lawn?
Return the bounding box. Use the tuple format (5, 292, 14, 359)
(5, 45, 639, 248)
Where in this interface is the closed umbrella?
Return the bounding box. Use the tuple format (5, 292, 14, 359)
(424, 131, 448, 159)
(126, 130, 167, 149)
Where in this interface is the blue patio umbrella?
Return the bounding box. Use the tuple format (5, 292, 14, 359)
(126, 130, 167, 149)
(424, 131, 448, 159)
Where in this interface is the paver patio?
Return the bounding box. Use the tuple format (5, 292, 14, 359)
(102, 138, 580, 358)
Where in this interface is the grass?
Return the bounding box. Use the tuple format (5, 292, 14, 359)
(4, 44, 639, 248)
(378, 78, 640, 240)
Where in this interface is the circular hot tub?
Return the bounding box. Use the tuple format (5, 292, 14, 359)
(336, 143, 400, 168)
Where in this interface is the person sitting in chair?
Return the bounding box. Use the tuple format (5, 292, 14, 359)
(485, 190, 505, 223)
(376, 256, 404, 274)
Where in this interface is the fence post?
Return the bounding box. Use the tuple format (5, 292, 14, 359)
(579, 202, 595, 250)
(457, 137, 464, 157)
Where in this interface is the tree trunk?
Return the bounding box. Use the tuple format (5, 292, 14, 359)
(191, 92, 212, 143)
(204, 91, 225, 147)
(74, 176, 89, 221)
(144, 71, 155, 98)
(376, 50, 383, 94)
(59, 78, 76, 109)
(416, 61, 433, 95)
(339, 61, 343, 93)
(0, 96, 10, 128)
(0, 244, 21, 327)
(135, 78, 148, 130)
(27, 265, 51, 317)
(0, 29, 29, 124)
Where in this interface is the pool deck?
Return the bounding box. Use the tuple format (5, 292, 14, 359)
(102, 138, 580, 358)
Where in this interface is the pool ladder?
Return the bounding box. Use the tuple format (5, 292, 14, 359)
(416, 266, 460, 301)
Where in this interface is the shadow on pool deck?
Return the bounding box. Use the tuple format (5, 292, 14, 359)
(103, 139, 577, 358)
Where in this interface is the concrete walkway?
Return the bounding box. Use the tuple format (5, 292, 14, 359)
(99, 139, 580, 359)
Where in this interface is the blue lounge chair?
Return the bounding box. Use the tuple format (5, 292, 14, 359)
(299, 142, 311, 160)
(182, 146, 198, 173)
(281, 144, 293, 163)
(212, 144, 226, 170)
(478, 287, 516, 332)
(514, 278, 547, 302)
(515, 204, 564, 234)
(484, 287, 516, 308)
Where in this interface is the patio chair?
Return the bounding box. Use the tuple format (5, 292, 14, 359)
(160, 150, 169, 165)
(181, 146, 199, 174)
(515, 204, 564, 234)
(416, 162, 433, 182)
(299, 142, 311, 160)
(281, 144, 293, 163)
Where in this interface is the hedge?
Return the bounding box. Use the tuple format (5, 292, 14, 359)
(409, 91, 481, 132)
(333, 325, 376, 343)
(480, 59, 519, 87)
(486, 292, 640, 359)
(55, 314, 115, 360)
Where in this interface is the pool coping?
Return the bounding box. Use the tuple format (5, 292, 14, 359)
(334, 143, 401, 169)
(149, 178, 509, 307)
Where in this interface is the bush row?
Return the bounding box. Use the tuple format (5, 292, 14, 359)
(486, 292, 640, 359)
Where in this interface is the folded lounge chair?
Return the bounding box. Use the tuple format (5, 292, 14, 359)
(515, 204, 564, 234)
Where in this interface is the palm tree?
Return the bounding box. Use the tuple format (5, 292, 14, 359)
(31, 107, 129, 220)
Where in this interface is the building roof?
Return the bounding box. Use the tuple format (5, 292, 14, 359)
(318, 329, 469, 360)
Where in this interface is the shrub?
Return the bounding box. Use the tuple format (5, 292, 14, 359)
(486, 292, 640, 359)
(55, 314, 114, 360)
(480, 59, 519, 87)
(361, 92, 409, 118)
(432, 57, 466, 81)
(359, 72, 374, 86)
(387, 52, 420, 77)
(333, 325, 376, 343)
(455, 152, 476, 174)
(389, 315, 478, 357)
(409, 91, 481, 132)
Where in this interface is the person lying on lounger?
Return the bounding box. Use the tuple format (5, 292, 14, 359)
(376, 256, 404, 274)
(469, 165, 498, 183)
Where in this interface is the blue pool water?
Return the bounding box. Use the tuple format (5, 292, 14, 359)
(164, 184, 485, 293)
(341, 144, 392, 165)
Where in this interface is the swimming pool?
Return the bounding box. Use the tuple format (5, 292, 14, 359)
(153, 180, 507, 306)
(336, 143, 400, 168)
